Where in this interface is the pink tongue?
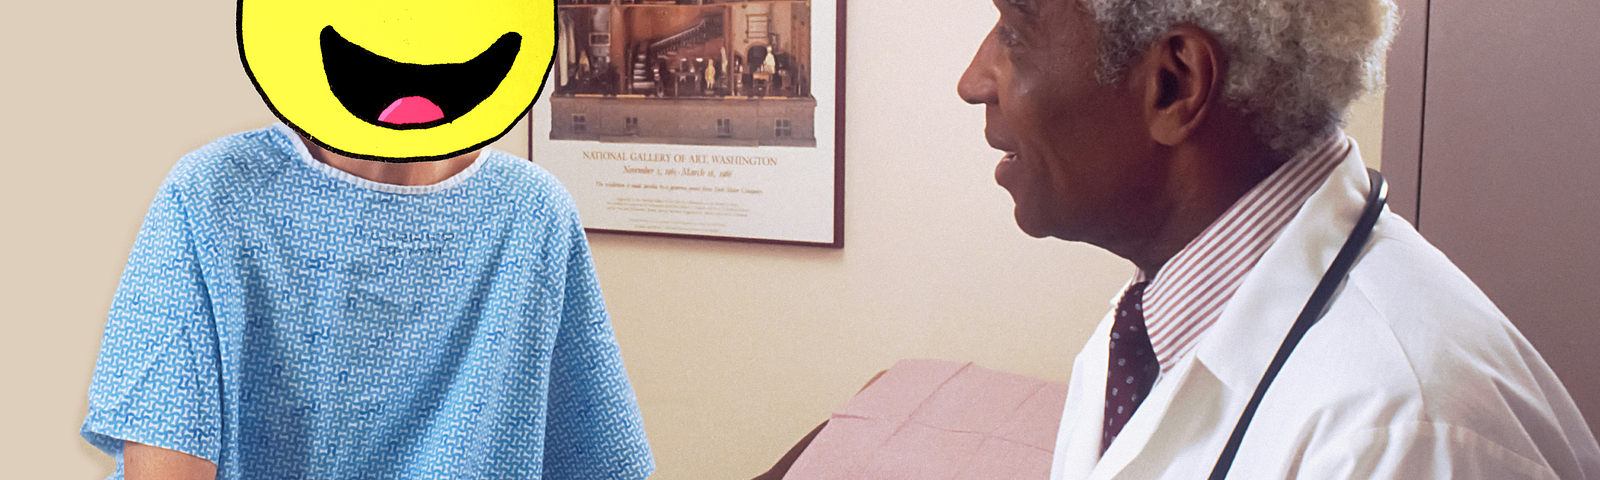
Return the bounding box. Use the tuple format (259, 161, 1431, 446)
(378, 96, 445, 125)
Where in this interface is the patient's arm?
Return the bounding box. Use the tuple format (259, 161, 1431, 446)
(124, 441, 216, 480)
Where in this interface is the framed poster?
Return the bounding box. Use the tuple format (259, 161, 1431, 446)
(529, 0, 845, 247)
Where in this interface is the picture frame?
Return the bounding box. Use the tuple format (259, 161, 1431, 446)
(529, 0, 846, 248)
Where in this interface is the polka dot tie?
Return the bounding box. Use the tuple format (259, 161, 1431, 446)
(1103, 281, 1160, 455)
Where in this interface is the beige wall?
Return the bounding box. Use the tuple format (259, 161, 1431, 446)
(0, 1, 1382, 478)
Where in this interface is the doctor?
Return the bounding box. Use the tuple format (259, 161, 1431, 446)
(958, 0, 1600, 478)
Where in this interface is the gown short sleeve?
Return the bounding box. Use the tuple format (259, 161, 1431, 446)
(81, 178, 224, 466)
(539, 217, 654, 480)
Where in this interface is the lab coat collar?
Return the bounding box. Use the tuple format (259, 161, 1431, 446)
(1189, 137, 1373, 395)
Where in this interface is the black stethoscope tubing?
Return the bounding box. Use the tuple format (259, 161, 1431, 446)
(1207, 168, 1389, 479)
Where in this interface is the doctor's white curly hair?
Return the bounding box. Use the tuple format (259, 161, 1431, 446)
(1079, 0, 1398, 157)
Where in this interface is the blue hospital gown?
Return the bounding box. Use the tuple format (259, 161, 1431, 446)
(81, 124, 653, 479)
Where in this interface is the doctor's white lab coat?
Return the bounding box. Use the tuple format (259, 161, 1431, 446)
(1050, 145, 1600, 479)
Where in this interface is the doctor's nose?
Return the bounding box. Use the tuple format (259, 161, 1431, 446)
(958, 27, 1001, 106)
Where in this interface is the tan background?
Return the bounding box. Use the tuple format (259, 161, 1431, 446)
(0, 1, 1382, 478)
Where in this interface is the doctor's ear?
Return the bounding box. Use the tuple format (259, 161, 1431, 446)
(1140, 25, 1225, 147)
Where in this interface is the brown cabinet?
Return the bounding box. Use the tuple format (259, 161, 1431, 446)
(1384, 0, 1600, 435)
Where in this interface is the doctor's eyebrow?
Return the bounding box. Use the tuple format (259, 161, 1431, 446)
(991, 0, 1036, 16)
(1002, 0, 1036, 15)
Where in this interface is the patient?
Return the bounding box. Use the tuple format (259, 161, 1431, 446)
(80, 2, 652, 478)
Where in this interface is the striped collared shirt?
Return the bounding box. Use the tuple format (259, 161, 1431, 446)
(1136, 135, 1351, 373)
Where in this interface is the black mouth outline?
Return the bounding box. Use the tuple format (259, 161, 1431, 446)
(321, 25, 521, 130)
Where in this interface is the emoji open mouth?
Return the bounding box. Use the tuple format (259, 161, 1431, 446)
(321, 26, 521, 130)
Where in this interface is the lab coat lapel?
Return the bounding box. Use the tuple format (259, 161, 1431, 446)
(1055, 301, 1231, 479)
(1091, 347, 1215, 479)
(1052, 308, 1115, 480)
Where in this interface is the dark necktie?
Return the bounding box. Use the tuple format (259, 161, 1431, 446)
(1102, 281, 1160, 455)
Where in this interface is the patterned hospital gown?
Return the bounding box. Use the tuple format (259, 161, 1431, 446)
(81, 124, 653, 479)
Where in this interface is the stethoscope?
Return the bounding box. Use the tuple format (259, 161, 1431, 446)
(1207, 168, 1388, 479)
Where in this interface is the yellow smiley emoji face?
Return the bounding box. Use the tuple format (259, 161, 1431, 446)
(240, 0, 555, 162)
